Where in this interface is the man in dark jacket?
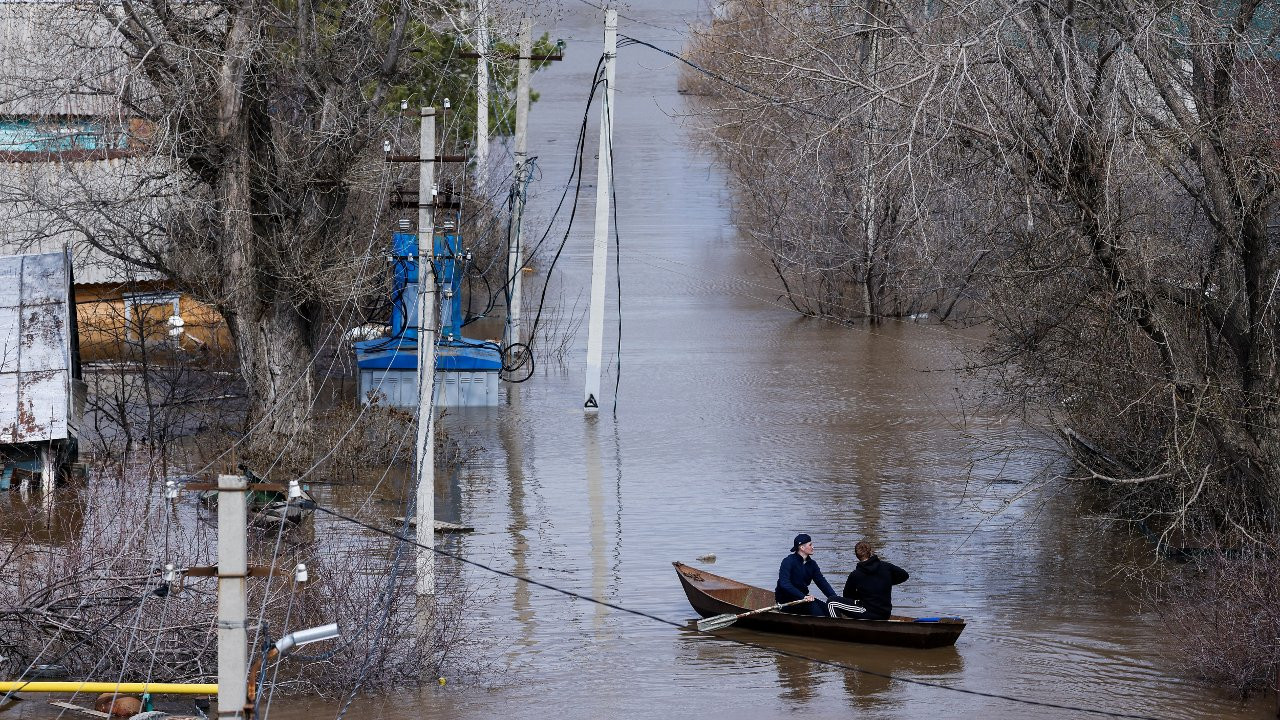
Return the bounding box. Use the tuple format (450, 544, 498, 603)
(842, 541, 909, 620)
(775, 533, 838, 616)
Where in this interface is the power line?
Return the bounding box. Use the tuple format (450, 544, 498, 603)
(617, 35, 838, 122)
(302, 498, 1173, 720)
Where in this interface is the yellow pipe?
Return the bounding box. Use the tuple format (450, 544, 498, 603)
(0, 681, 216, 695)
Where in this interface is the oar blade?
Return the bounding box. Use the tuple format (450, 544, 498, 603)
(696, 613, 739, 632)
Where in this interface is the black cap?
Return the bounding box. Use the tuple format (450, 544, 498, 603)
(791, 533, 812, 552)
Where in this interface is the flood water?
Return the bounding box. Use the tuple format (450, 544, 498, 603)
(192, 2, 1274, 718)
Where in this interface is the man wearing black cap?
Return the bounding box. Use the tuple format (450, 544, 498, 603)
(775, 533, 838, 616)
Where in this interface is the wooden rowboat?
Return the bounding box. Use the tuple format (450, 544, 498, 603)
(674, 561, 965, 649)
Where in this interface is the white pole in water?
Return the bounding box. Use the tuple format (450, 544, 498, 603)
(584, 8, 616, 413)
(474, 0, 491, 191)
(505, 16, 533, 351)
(416, 108, 438, 601)
(216, 473, 248, 719)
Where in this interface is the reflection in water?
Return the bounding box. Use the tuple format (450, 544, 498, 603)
(774, 653, 821, 704)
(0, 484, 86, 545)
(500, 389, 537, 646)
(612, 421, 623, 589)
(675, 623, 966, 712)
(584, 417, 607, 630)
(197, 0, 1276, 715)
(839, 645, 964, 711)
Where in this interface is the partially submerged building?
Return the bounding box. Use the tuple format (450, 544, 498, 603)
(0, 250, 83, 490)
(0, 2, 230, 363)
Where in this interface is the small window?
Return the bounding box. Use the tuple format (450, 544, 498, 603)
(123, 292, 180, 348)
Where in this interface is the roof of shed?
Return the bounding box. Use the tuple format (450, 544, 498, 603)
(0, 250, 74, 444)
(0, 156, 166, 284)
(0, 2, 131, 117)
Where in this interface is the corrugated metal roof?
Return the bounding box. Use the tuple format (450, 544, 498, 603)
(0, 157, 165, 284)
(0, 3, 130, 117)
(0, 250, 74, 444)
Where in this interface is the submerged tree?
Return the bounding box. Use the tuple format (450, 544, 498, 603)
(690, 0, 1280, 535)
(687, 0, 1280, 689)
(0, 0, 554, 455)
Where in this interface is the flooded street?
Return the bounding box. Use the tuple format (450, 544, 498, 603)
(287, 2, 1267, 718)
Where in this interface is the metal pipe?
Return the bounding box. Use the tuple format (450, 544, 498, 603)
(273, 623, 339, 656)
(0, 682, 217, 695)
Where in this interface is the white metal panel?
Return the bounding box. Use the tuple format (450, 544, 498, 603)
(20, 252, 65, 305)
(0, 372, 17, 442)
(14, 368, 66, 442)
(18, 303, 66, 372)
(0, 251, 73, 443)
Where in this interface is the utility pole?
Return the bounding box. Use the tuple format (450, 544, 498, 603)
(215, 473, 248, 719)
(415, 108, 438, 602)
(505, 17, 532, 351)
(474, 0, 490, 191)
(584, 8, 616, 413)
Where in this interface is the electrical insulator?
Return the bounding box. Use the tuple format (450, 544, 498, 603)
(164, 480, 179, 500)
(400, 99, 409, 111)
(163, 564, 176, 583)
(288, 479, 302, 500)
(443, 97, 451, 109)
(294, 563, 309, 583)
(382, 139, 391, 153)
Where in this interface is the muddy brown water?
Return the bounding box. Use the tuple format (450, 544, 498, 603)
(5, 2, 1273, 719)
(270, 4, 1269, 718)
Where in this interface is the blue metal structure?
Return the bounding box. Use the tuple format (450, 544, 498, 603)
(354, 226, 502, 407)
(0, 119, 127, 153)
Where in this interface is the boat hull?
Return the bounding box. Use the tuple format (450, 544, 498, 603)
(674, 561, 964, 649)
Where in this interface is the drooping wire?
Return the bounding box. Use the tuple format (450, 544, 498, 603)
(605, 73, 622, 416)
(301, 499, 1171, 720)
(616, 35, 837, 122)
(502, 55, 608, 384)
(329, 374, 441, 720)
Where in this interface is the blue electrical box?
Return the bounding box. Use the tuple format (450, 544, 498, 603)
(354, 230, 503, 408)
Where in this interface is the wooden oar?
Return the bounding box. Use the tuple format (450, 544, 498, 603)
(696, 598, 810, 632)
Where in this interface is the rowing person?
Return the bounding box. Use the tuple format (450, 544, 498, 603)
(775, 533, 838, 616)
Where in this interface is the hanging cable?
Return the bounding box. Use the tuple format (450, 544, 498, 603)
(300, 498, 1171, 720)
(503, 55, 608, 383)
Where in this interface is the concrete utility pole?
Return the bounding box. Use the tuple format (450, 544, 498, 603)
(474, 0, 491, 191)
(505, 17, 533, 351)
(216, 473, 248, 719)
(584, 8, 616, 413)
(416, 108, 438, 601)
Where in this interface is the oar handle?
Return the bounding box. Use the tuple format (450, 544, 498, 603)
(742, 597, 810, 618)
(695, 597, 815, 632)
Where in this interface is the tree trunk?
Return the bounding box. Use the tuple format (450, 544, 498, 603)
(224, 300, 315, 449)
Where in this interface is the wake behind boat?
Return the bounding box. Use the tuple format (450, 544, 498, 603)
(674, 561, 965, 649)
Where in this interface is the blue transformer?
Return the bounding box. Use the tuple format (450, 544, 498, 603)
(354, 228, 503, 408)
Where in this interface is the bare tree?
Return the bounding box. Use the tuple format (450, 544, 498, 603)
(689, 0, 1280, 533)
(686, 0, 1280, 689)
(0, 457, 482, 697)
(0, 0, 495, 457)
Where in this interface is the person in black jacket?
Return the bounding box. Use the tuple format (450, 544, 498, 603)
(775, 533, 838, 616)
(842, 541, 909, 620)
